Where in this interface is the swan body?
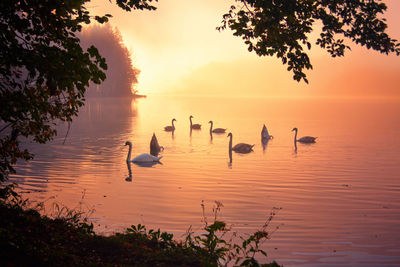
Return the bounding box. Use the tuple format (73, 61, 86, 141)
(209, 121, 226, 134)
(261, 124, 273, 140)
(292, 128, 317, 143)
(132, 153, 163, 162)
(227, 132, 254, 154)
(164, 118, 176, 132)
(189, 115, 201, 129)
(150, 133, 163, 156)
(125, 141, 162, 163)
(133, 161, 161, 167)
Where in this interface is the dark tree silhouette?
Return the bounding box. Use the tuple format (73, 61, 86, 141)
(1, 0, 399, 182)
(79, 24, 140, 97)
(0, 0, 156, 182)
(219, 0, 400, 83)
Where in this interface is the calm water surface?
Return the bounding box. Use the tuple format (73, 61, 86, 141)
(10, 96, 400, 266)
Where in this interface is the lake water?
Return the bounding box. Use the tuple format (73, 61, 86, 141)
(10, 95, 400, 266)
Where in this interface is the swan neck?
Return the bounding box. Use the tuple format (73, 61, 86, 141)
(229, 134, 232, 151)
(172, 120, 175, 129)
(126, 144, 132, 161)
(294, 129, 298, 143)
(209, 122, 213, 134)
(189, 117, 192, 127)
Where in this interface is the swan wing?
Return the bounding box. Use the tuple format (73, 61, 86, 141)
(212, 128, 226, 133)
(232, 143, 254, 153)
(133, 153, 163, 162)
(192, 124, 201, 129)
(133, 161, 161, 167)
(298, 136, 317, 143)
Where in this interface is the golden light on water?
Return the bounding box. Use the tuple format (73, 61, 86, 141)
(6, 1, 400, 266)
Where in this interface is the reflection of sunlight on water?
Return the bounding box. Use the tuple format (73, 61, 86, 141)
(130, 98, 138, 114)
(9, 96, 400, 266)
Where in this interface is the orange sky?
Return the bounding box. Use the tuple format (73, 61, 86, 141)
(90, 0, 400, 98)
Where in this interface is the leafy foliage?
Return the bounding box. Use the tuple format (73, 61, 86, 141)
(1, 189, 281, 266)
(182, 201, 282, 266)
(218, 0, 400, 83)
(116, 0, 158, 11)
(0, 0, 156, 182)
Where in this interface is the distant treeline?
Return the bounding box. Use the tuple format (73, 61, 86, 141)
(79, 24, 140, 98)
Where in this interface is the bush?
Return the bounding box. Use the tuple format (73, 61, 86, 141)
(0, 185, 281, 266)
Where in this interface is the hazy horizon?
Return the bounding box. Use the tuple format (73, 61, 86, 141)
(88, 0, 400, 98)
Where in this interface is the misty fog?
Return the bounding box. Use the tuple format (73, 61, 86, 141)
(79, 24, 140, 97)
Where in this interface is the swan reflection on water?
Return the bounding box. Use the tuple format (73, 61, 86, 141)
(125, 162, 132, 182)
(261, 137, 270, 153)
(125, 159, 162, 182)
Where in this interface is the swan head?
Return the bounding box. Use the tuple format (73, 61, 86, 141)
(125, 141, 132, 146)
(292, 127, 298, 132)
(208, 120, 213, 124)
(172, 118, 176, 122)
(189, 115, 193, 119)
(227, 132, 232, 138)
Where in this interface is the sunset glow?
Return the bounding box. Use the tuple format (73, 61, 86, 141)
(4, 1, 400, 266)
(90, 0, 400, 97)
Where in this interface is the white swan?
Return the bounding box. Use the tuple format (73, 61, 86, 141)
(209, 120, 226, 134)
(125, 141, 162, 163)
(227, 132, 254, 154)
(292, 128, 317, 143)
(261, 124, 273, 140)
(150, 133, 163, 156)
(189, 115, 201, 130)
(164, 118, 176, 132)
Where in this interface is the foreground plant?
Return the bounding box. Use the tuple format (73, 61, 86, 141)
(1, 187, 281, 266)
(127, 201, 282, 266)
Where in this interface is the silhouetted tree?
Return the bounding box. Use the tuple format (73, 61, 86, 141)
(1, 0, 399, 182)
(80, 24, 140, 97)
(219, 0, 400, 83)
(0, 0, 156, 182)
